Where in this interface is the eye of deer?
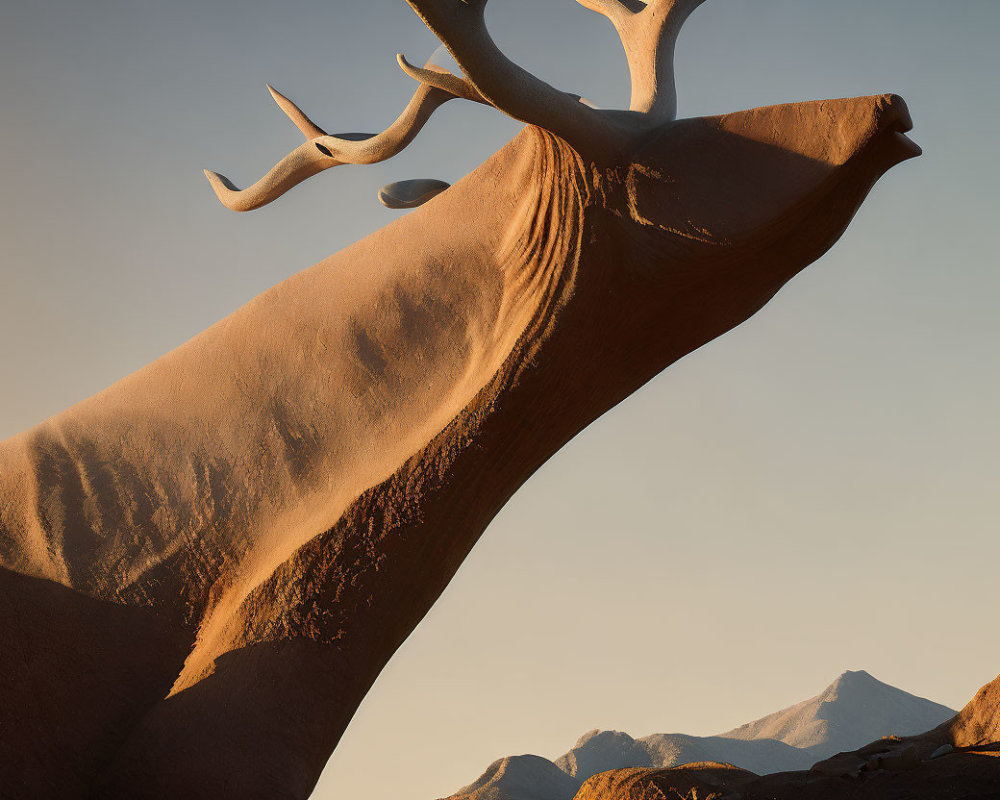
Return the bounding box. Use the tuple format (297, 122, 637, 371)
(315, 143, 334, 158)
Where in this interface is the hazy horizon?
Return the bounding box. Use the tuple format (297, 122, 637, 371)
(1, 1, 998, 799)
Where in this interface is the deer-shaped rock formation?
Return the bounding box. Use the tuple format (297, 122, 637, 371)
(0, 1, 919, 797)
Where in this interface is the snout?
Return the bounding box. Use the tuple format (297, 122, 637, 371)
(872, 94, 923, 162)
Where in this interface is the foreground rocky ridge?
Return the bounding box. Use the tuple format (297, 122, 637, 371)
(574, 672, 1000, 800)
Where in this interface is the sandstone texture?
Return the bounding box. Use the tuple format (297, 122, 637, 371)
(0, 0, 922, 797)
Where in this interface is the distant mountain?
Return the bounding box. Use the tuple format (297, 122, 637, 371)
(554, 731, 652, 780)
(445, 755, 582, 800)
(718, 669, 957, 759)
(639, 732, 815, 776)
(442, 670, 957, 800)
(550, 728, 813, 781)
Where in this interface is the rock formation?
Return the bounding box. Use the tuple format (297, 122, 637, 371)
(0, 0, 920, 797)
(573, 763, 756, 800)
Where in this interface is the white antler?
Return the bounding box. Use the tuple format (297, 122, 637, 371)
(575, 0, 707, 119)
(206, 0, 708, 211)
(204, 59, 485, 212)
(401, 0, 624, 159)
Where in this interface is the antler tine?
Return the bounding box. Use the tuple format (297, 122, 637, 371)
(404, 0, 623, 160)
(575, 0, 707, 120)
(267, 84, 328, 140)
(205, 63, 466, 212)
(397, 55, 489, 105)
(574, 0, 641, 24)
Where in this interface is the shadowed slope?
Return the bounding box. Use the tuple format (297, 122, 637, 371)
(0, 569, 190, 797)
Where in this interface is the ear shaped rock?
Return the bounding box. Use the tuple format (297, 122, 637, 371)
(378, 178, 452, 209)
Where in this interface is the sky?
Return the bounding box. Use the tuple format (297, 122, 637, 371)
(1, 0, 999, 798)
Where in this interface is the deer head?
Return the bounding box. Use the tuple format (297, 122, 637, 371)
(205, 0, 917, 212)
(203, 0, 919, 432)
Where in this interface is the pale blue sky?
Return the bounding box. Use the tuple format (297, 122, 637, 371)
(1, 2, 998, 799)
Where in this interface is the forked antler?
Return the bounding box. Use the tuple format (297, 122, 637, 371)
(205, 0, 705, 211)
(575, 0, 706, 119)
(204, 59, 487, 212)
(399, 0, 703, 141)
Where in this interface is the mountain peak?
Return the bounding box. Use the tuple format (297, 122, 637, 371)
(823, 669, 881, 696)
(719, 670, 956, 754)
(838, 669, 875, 681)
(833, 669, 877, 685)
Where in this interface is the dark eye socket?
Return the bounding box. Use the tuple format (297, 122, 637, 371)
(315, 143, 334, 158)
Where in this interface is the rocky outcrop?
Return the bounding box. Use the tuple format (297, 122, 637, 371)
(573, 763, 754, 800)
(946, 673, 1000, 749)
(573, 752, 1000, 800)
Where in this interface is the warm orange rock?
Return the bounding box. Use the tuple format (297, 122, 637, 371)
(0, 1, 921, 797)
(574, 764, 754, 800)
(947, 673, 1000, 749)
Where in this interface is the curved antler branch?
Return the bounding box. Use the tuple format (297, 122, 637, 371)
(404, 0, 624, 160)
(397, 55, 489, 105)
(267, 84, 328, 140)
(576, 0, 707, 119)
(206, 0, 708, 212)
(204, 139, 343, 213)
(205, 61, 467, 212)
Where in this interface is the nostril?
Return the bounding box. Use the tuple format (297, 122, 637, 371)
(315, 143, 334, 158)
(881, 95, 913, 134)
